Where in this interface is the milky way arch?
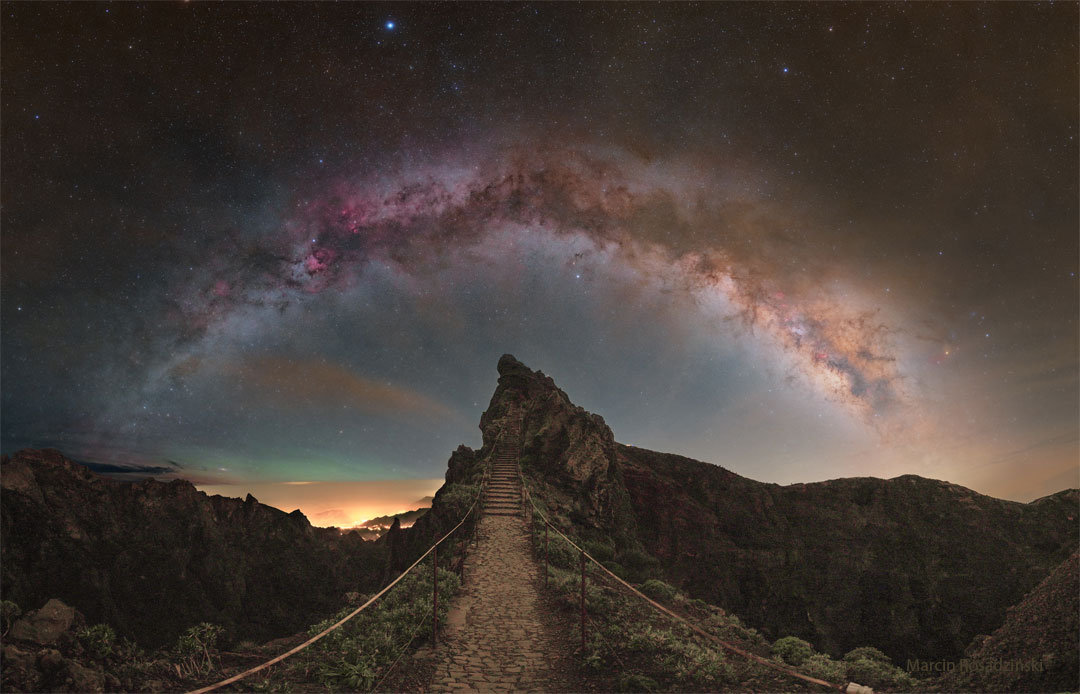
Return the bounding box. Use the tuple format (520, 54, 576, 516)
(174, 145, 910, 428)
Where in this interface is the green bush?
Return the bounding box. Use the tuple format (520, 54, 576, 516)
(618, 548, 659, 571)
(803, 654, 847, 683)
(583, 540, 615, 563)
(78, 623, 117, 660)
(546, 538, 580, 570)
(249, 678, 292, 693)
(640, 579, 678, 603)
(300, 563, 463, 692)
(617, 673, 659, 692)
(680, 646, 729, 688)
(317, 655, 377, 691)
(702, 610, 768, 649)
(175, 622, 223, 658)
(845, 657, 917, 690)
(601, 561, 628, 579)
(174, 622, 224, 677)
(438, 483, 479, 517)
(843, 646, 891, 663)
(772, 635, 815, 666)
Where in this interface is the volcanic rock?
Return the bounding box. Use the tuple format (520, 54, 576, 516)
(9, 599, 77, 645)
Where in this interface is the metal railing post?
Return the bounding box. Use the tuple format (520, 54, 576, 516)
(580, 549, 586, 652)
(433, 544, 439, 646)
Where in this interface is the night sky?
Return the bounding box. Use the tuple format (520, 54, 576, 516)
(2, 3, 1077, 524)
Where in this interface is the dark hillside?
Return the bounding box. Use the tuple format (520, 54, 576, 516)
(0, 449, 385, 648)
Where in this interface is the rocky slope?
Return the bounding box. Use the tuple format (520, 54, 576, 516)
(486, 355, 1079, 666)
(937, 550, 1079, 693)
(1, 449, 385, 648)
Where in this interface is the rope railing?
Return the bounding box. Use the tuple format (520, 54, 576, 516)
(185, 468, 489, 694)
(517, 466, 873, 694)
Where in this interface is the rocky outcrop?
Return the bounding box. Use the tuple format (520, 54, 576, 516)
(1, 599, 116, 694)
(1, 449, 385, 648)
(479, 356, 1080, 666)
(9, 599, 78, 646)
(482, 354, 639, 542)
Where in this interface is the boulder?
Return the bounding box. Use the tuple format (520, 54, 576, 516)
(10, 599, 76, 645)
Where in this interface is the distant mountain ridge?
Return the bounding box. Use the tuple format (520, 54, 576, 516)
(0, 449, 386, 648)
(481, 354, 1079, 666)
(358, 506, 429, 529)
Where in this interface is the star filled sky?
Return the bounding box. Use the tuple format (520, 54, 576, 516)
(2, 3, 1077, 524)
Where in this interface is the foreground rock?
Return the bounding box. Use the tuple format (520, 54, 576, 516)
(9, 599, 78, 645)
(1, 599, 112, 693)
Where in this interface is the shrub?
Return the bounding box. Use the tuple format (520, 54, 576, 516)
(703, 610, 768, 649)
(78, 623, 117, 660)
(317, 655, 377, 691)
(601, 561, 628, 579)
(617, 673, 659, 692)
(640, 579, 678, 603)
(618, 548, 659, 571)
(437, 483, 479, 517)
(299, 563, 463, 691)
(583, 540, 615, 562)
(803, 654, 847, 683)
(249, 679, 292, 693)
(772, 636, 815, 666)
(843, 646, 891, 664)
(546, 538, 580, 570)
(845, 657, 917, 690)
(174, 622, 223, 677)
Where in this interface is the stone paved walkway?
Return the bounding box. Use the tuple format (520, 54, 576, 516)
(428, 514, 579, 693)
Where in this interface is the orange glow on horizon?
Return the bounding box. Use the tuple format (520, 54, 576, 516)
(195, 478, 442, 528)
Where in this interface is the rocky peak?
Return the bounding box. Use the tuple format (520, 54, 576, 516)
(479, 355, 628, 531)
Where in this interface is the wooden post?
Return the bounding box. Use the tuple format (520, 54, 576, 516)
(433, 544, 439, 645)
(580, 550, 586, 652)
(544, 522, 549, 587)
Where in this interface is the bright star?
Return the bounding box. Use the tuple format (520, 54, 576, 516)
(782, 67, 789, 74)
(386, 21, 395, 30)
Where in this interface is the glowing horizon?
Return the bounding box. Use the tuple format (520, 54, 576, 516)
(195, 478, 441, 529)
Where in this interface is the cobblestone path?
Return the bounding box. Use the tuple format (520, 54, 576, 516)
(427, 512, 579, 693)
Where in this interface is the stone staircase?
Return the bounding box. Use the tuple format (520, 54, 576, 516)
(484, 423, 523, 518)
